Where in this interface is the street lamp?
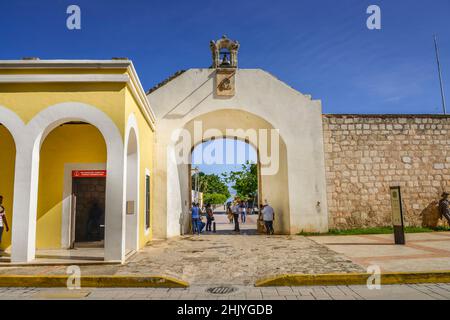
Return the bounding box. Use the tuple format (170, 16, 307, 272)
(192, 166, 200, 204)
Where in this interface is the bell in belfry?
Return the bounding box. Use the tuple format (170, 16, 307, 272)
(220, 53, 231, 67)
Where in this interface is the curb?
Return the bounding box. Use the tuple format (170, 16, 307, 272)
(255, 271, 450, 287)
(0, 261, 122, 267)
(0, 275, 189, 288)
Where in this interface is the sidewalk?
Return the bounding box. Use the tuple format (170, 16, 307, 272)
(0, 229, 449, 287)
(308, 232, 450, 272)
(2, 283, 450, 300)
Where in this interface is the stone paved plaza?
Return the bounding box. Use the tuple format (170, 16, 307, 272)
(1, 283, 450, 300)
(0, 233, 364, 285)
(0, 214, 364, 284)
(1, 216, 449, 301)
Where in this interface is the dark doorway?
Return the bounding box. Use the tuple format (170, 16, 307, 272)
(72, 177, 106, 247)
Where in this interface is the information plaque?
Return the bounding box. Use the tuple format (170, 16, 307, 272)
(389, 186, 406, 245)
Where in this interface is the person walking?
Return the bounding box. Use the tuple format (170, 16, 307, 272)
(0, 195, 10, 248)
(191, 203, 201, 235)
(262, 202, 275, 235)
(227, 204, 234, 224)
(205, 203, 214, 232)
(439, 192, 450, 225)
(232, 201, 240, 232)
(240, 200, 247, 223)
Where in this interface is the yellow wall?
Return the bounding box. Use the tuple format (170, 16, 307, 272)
(125, 89, 154, 247)
(0, 83, 126, 136)
(36, 124, 106, 249)
(0, 126, 16, 250)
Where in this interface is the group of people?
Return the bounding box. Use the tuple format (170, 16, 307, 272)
(190, 202, 215, 235)
(226, 200, 248, 225)
(190, 199, 275, 236)
(226, 199, 275, 235)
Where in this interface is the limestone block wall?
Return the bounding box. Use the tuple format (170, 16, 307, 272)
(322, 115, 450, 229)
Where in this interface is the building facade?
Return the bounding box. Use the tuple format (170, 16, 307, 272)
(0, 60, 155, 262)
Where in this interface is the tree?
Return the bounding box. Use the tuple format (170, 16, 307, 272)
(203, 193, 228, 205)
(191, 172, 231, 202)
(222, 162, 258, 201)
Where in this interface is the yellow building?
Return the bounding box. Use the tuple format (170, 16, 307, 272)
(0, 59, 155, 263)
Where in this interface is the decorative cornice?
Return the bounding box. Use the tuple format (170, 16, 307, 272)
(0, 60, 131, 69)
(0, 74, 129, 83)
(0, 59, 157, 129)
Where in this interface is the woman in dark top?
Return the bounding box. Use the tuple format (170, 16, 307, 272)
(205, 203, 214, 232)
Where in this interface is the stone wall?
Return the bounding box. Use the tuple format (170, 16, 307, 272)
(323, 114, 450, 229)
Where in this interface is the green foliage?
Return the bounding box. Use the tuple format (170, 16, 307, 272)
(203, 193, 228, 205)
(191, 172, 230, 205)
(192, 172, 230, 199)
(222, 161, 258, 201)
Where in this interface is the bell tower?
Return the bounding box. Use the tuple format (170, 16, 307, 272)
(210, 35, 240, 68)
(210, 35, 239, 97)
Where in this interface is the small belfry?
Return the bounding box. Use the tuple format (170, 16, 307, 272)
(210, 35, 239, 97)
(210, 35, 240, 68)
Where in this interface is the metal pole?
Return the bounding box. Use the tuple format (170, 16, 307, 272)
(195, 168, 199, 204)
(434, 35, 447, 115)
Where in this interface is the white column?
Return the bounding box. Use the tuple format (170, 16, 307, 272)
(103, 147, 126, 263)
(11, 142, 40, 262)
(125, 152, 139, 251)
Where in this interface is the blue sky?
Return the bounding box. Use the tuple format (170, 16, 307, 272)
(192, 139, 257, 194)
(1, 0, 449, 115)
(1, 1, 449, 177)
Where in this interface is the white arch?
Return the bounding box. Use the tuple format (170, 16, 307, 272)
(11, 102, 126, 263)
(0, 105, 25, 145)
(124, 113, 140, 252)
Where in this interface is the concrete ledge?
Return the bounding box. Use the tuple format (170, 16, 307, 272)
(0, 261, 122, 267)
(255, 271, 450, 287)
(0, 275, 189, 288)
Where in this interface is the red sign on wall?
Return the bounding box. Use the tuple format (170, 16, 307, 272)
(72, 170, 107, 178)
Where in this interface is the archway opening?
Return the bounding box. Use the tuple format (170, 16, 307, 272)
(0, 124, 16, 256)
(190, 137, 260, 235)
(36, 122, 107, 256)
(125, 128, 139, 252)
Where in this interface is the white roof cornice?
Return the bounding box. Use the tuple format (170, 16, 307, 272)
(0, 60, 131, 69)
(0, 59, 157, 128)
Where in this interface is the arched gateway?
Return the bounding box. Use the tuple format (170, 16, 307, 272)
(147, 36, 329, 238)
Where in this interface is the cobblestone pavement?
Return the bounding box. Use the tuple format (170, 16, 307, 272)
(1, 283, 450, 300)
(0, 232, 364, 285)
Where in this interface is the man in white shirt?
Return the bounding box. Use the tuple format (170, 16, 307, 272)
(262, 202, 275, 235)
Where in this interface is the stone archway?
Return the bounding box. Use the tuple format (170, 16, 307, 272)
(149, 68, 329, 239)
(178, 109, 290, 235)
